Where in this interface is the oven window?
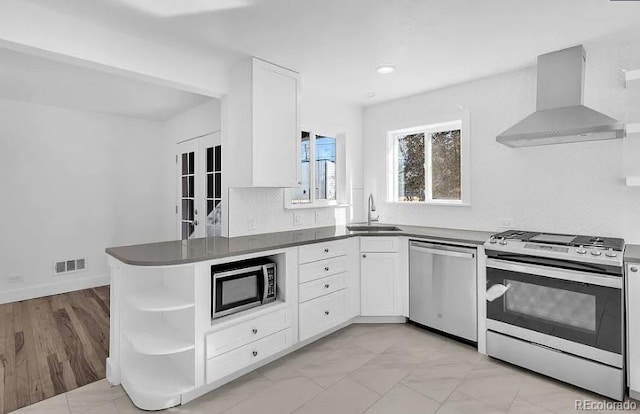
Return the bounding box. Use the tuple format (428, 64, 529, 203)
(504, 280, 596, 331)
(487, 266, 621, 354)
(221, 275, 258, 306)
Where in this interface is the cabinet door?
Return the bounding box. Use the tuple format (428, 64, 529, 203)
(360, 252, 398, 316)
(252, 59, 300, 187)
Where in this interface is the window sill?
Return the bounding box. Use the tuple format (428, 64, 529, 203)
(384, 201, 471, 207)
(285, 202, 351, 210)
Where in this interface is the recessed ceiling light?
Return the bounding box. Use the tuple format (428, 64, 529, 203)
(377, 65, 396, 74)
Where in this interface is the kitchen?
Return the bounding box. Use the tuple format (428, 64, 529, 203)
(1, 1, 640, 413)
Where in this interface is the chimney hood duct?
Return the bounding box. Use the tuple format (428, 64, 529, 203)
(496, 45, 624, 147)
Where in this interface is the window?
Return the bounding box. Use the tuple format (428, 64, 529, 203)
(287, 130, 343, 207)
(388, 115, 469, 205)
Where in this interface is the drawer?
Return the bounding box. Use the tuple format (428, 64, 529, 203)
(299, 256, 347, 283)
(299, 240, 346, 264)
(299, 290, 347, 341)
(206, 308, 290, 359)
(206, 328, 292, 384)
(299, 273, 346, 303)
(360, 237, 399, 253)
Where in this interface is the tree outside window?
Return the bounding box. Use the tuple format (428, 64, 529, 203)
(391, 120, 464, 204)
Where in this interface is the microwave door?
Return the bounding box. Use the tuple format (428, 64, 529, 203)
(214, 266, 263, 318)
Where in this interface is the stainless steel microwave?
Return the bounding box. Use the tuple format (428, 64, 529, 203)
(211, 259, 276, 319)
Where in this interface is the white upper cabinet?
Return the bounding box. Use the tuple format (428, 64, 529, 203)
(227, 57, 300, 188)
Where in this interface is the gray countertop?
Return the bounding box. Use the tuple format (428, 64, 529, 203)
(106, 224, 493, 266)
(625, 244, 640, 263)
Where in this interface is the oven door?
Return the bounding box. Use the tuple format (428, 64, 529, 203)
(486, 258, 623, 365)
(213, 265, 266, 319)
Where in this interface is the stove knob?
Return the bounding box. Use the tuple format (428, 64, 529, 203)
(498, 238, 508, 246)
(605, 248, 617, 258)
(576, 246, 587, 254)
(489, 237, 497, 244)
(590, 250, 602, 256)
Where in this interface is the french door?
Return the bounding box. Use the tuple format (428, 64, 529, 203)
(176, 132, 222, 240)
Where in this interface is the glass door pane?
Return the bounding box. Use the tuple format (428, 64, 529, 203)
(315, 135, 336, 201)
(180, 150, 196, 240)
(205, 144, 222, 237)
(292, 131, 311, 204)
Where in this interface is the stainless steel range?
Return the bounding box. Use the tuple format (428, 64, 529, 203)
(484, 230, 625, 400)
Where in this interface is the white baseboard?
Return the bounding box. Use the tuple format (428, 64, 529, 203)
(0, 275, 110, 304)
(352, 315, 407, 324)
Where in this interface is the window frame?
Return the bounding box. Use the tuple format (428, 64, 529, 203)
(387, 111, 470, 206)
(284, 129, 347, 209)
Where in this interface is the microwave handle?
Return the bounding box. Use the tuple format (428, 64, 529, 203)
(262, 265, 269, 302)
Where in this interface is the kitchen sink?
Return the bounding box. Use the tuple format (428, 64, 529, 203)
(346, 225, 403, 232)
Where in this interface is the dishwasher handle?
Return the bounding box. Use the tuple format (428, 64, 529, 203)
(410, 242, 475, 259)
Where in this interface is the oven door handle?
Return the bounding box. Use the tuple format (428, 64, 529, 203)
(486, 258, 622, 289)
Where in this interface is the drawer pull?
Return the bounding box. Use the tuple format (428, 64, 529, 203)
(362, 254, 367, 258)
(324, 284, 330, 289)
(324, 248, 330, 253)
(324, 310, 330, 315)
(252, 328, 258, 334)
(631, 267, 639, 273)
(252, 350, 258, 357)
(324, 266, 330, 271)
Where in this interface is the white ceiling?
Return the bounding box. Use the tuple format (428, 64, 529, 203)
(18, 0, 640, 105)
(0, 47, 213, 121)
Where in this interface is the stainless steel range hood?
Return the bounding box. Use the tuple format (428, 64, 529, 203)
(497, 45, 624, 147)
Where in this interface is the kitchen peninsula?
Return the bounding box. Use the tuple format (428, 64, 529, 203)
(105, 224, 490, 410)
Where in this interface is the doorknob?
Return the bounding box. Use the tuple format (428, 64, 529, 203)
(631, 267, 639, 273)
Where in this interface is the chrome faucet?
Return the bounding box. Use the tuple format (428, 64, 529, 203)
(367, 193, 379, 226)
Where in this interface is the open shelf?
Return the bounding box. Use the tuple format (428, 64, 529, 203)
(627, 123, 640, 135)
(626, 69, 640, 88)
(121, 357, 194, 408)
(124, 320, 195, 355)
(627, 177, 640, 187)
(125, 286, 194, 312)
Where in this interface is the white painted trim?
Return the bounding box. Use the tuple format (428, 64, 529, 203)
(0, 274, 109, 304)
(627, 123, 640, 135)
(625, 69, 640, 88)
(386, 109, 471, 206)
(626, 177, 640, 187)
(352, 315, 407, 323)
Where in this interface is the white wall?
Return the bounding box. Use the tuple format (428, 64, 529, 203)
(0, 98, 169, 302)
(363, 37, 640, 243)
(227, 92, 364, 237)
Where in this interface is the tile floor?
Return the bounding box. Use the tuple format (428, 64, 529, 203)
(12, 323, 640, 414)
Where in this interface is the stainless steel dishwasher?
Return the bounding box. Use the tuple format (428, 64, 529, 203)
(409, 240, 478, 342)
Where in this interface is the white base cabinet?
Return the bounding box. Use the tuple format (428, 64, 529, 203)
(297, 239, 356, 341)
(360, 253, 398, 316)
(628, 262, 640, 399)
(360, 237, 404, 316)
(206, 328, 293, 383)
(107, 235, 416, 411)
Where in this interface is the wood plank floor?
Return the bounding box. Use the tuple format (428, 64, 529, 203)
(0, 286, 110, 414)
